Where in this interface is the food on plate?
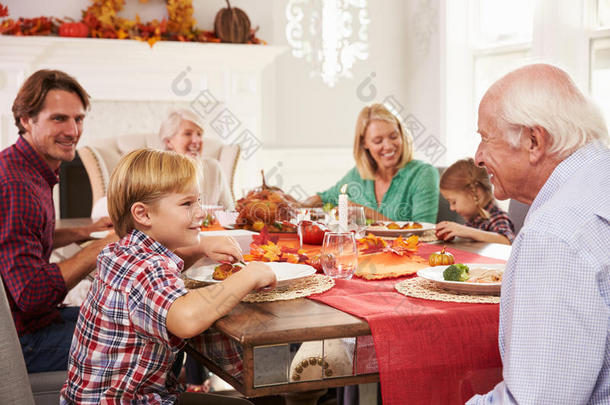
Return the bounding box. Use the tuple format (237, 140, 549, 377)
(443, 263, 470, 281)
(212, 263, 243, 280)
(299, 220, 329, 245)
(428, 247, 455, 266)
(441, 264, 503, 283)
(468, 267, 503, 283)
(236, 171, 298, 232)
(369, 221, 424, 230)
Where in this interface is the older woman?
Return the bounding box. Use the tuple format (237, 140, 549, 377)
(303, 103, 439, 222)
(160, 109, 234, 210)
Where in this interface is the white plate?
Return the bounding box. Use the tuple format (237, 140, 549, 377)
(188, 261, 316, 287)
(90, 230, 110, 239)
(417, 263, 505, 295)
(365, 221, 435, 237)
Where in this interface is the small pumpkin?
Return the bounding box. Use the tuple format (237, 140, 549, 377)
(214, 0, 251, 43)
(58, 22, 89, 38)
(428, 246, 455, 266)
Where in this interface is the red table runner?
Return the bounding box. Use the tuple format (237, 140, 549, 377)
(309, 244, 505, 405)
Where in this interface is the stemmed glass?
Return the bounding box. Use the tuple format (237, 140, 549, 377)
(347, 206, 367, 238)
(321, 232, 358, 280)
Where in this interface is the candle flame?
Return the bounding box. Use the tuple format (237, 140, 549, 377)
(340, 184, 348, 194)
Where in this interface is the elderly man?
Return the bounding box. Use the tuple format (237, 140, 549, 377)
(468, 64, 610, 404)
(0, 69, 115, 372)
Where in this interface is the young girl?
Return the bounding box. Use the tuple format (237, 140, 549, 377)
(436, 158, 515, 245)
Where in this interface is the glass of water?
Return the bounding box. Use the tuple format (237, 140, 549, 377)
(321, 232, 358, 280)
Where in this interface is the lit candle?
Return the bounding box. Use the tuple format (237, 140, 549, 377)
(338, 184, 348, 233)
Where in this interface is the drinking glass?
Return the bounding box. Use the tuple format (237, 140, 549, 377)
(347, 206, 367, 238)
(321, 232, 358, 280)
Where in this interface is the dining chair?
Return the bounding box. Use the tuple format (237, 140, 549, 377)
(0, 277, 67, 405)
(508, 199, 530, 235)
(435, 167, 465, 224)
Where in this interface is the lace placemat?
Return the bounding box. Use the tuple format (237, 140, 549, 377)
(395, 277, 500, 304)
(183, 274, 335, 303)
(242, 274, 335, 303)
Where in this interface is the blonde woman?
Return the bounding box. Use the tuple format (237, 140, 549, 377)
(303, 103, 439, 222)
(160, 109, 234, 210)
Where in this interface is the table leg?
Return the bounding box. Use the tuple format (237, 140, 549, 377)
(281, 389, 328, 405)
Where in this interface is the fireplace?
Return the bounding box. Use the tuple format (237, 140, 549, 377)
(0, 35, 286, 218)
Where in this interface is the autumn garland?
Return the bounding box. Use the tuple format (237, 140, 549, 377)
(0, 0, 264, 46)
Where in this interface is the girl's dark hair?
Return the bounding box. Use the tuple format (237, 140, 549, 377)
(440, 158, 493, 218)
(12, 69, 90, 135)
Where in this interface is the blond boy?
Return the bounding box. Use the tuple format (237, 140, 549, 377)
(61, 149, 275, 404)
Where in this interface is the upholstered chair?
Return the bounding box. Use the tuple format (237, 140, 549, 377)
(78, 133, 240, 215)
(0, 276, 67, 405)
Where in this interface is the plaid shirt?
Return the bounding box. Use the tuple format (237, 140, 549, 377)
(0, 136, 66, 336)
(61, 229, 189, 404)
(466, 201, 515, 243)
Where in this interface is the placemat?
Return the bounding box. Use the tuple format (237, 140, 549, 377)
(184, 274, 335, 303)
(395, 277, 500, 304)
(242, 274, 334, 303)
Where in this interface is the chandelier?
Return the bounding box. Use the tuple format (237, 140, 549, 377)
(285, 0, 370, 87)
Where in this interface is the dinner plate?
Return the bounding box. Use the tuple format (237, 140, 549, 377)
(417, 263, 505, 295)
(365, 221, 435, 237)
(187, 261, 316, 287)
(90, 230, 110, 239)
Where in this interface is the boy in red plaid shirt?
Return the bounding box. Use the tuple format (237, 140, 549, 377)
(61, 149, 276, 404)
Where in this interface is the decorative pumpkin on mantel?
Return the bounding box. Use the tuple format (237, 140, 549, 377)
(214, 0, 251, 43)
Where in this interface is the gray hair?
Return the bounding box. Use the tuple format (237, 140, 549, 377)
(159, 109, 204, 146)
(498, 64, 609, 158)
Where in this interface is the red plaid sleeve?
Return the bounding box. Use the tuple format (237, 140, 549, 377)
(130, 262, 188, 347)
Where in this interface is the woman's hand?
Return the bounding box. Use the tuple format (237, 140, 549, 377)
(201, 236, 243, 263)
(435, 221, 471, 242)
(82, 217, 114, 239)
(301, 195, 322, 208)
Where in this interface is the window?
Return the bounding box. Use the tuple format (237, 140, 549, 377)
(591, 0, 610, 123)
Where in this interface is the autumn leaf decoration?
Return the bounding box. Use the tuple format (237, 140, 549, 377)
(357, 234, 419, 257)
(0, 4, 9, 18)
(0, 0, 265, 46)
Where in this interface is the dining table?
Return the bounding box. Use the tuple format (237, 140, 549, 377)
(185, 229, 511, 405)
(57, 218, 511, 405)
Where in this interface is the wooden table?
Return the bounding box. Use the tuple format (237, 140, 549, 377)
(187, 240, 511, 404)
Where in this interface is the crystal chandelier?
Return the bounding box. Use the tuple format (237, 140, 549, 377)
(285, 0, 370, 87)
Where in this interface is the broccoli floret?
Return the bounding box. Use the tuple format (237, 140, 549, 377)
(443, 264, 470, 282)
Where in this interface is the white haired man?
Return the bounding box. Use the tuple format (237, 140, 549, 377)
(467, 64, 610, 404)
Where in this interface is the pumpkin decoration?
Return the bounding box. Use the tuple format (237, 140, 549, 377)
(59, 21, 89, 37)
(428, 246, 455, 266)
(214, 0, 251, 43)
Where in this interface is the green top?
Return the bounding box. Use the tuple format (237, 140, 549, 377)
(318, 160, 440, 222)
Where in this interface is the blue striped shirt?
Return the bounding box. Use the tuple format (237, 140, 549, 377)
(468, 141, 610, 404)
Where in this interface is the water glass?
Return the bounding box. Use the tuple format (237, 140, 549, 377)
(321, 232, 358, 280)
(348, 206, 367, 238)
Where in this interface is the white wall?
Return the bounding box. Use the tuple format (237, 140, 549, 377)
(2, 0, 444, 197)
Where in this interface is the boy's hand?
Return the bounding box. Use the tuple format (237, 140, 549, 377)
(244, 261, 277, 290)
(201, 236, 243, 263)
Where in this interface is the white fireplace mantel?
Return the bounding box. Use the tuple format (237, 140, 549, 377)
(0, 35, 287, 213)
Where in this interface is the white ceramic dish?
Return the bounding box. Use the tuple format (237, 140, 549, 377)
(188, 261, 316, 287)
(417, 263, 505, 295)
(365, 221, 435, 237)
